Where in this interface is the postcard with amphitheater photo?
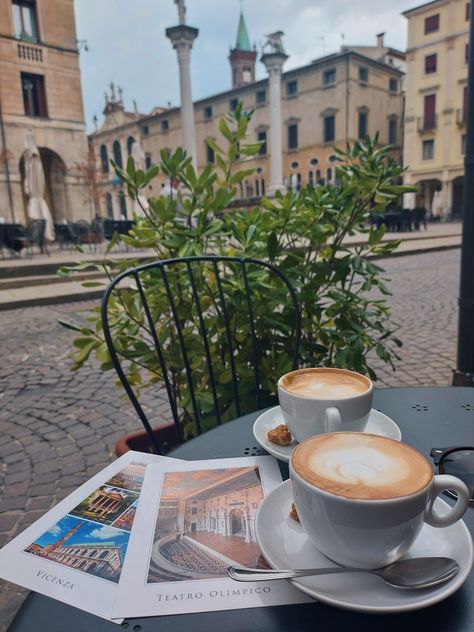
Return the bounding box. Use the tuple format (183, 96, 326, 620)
(0, 450, 179, 623)
(113, 456, 311, 619)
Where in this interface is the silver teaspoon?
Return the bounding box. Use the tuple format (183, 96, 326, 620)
(228, 557, 459, 590)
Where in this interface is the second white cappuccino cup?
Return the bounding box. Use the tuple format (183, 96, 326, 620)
(278, 367, 373, 443)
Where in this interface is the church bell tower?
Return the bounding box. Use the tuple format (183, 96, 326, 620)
(228, 11, 257, 89)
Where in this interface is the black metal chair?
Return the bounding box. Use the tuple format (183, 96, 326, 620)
(25, 219, 49, 256)
(101, 256, 301, 454)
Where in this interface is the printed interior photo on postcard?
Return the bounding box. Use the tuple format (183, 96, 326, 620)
(147, 466, 269, 583)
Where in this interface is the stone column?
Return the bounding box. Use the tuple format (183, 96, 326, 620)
(261, 50, 288, 196)
(166, 24, 199, 166)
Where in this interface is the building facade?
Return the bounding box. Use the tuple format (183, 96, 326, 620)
(90, 15, 404, 219)
(403, 0, 469, 217)
(0, 0, 91, 224)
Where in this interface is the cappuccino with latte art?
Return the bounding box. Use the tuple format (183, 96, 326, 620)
(292, 433, 432, 500)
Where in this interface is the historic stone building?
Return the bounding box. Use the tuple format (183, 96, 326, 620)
(0, 0, 91, 224)
(25, 521, 123, 582)
(403, 0, 469, 217)
(89, 12, 405, 219)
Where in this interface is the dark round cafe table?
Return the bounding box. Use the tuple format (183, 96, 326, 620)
(8, 387, 474, 632)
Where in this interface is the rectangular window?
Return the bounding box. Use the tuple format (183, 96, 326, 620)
(424, 14, 439, 34)
(229, 98, 238, 112)
(425, 53, 437, 74)
(161, 119, 169, 132)
(388, 117, 397, 145)
(324, 115, 335, 142)
(257, 130, 267, 155)
(12, 1, 38, 42)
(323, 68, 336, 86)
(358, 111, 368, 139)
(203, 105, 213, 120)
(21, 72, 47, 118)
(256, 89, 266, 105)
(389, 77, 398, 92)
(422, 139, 434, 160)
(145, 153, 152, 170)
(142, 125, 149, 136)
(466, 3, 470, 20)
(288, 124, 298, 150)
(423, 94, 436, 129)
(358, 66, 368, 83)
(286, 80, 298, 97)
(206, 142, 214, 164)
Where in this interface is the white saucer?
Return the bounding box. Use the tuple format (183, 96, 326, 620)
(255, 480, 473, 613)
(253, 406, 402, 462)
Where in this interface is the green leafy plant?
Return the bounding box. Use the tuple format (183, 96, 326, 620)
(59, 105, 412, 438)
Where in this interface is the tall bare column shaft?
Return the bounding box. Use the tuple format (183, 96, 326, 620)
(166, 25, 198, 166)
(261, 48, 288, 196)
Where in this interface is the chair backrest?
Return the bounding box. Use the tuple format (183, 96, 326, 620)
(101, 256, 301, 453)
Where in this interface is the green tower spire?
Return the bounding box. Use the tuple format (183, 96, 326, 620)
(235, 11, 252, 52)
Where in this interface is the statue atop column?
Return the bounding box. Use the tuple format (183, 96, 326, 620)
(174, 0, 186, 25)
(262, 31, 286, 56)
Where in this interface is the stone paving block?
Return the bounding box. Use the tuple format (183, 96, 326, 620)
(2, 481, 29, 497)
(0, 512, 21, 532)
(0, 497, 26, 512)
(25, 496, 53, 512)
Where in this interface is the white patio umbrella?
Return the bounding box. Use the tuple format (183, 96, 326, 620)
(131, 140, 149, 217)
(23, 130, 55, 241)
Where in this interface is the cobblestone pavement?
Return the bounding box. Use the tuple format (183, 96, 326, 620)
(0, 249, 462, 629)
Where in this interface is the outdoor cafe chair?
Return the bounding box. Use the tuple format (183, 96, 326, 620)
(25, 219, 49, 256)
(101, 256, 301, 455)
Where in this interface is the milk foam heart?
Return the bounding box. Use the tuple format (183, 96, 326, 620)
(292, 433, 432, 500)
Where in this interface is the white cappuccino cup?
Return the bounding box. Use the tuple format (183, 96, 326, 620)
(278, 368, 373, 443)
(290, 432, 470, 569)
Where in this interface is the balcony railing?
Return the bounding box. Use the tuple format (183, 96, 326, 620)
(457, 109, 466, 127)
(417, 115, 437, 132)
(17, 43, 43, 63)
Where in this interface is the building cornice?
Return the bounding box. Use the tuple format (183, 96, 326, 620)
(406, 28, 469, 54)
(402, 0, 449, 18)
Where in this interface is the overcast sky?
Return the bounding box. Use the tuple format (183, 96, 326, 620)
(74, 0, 418, 131)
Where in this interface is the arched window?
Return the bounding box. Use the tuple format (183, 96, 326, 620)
(106, 193, 113, 219)
(113, 140, 123, 168)
(261, 178, 266, 196)
(308, 170, 314, 186)
(100, 145, 109, 174)
(255, 179, 260, 197)
(327, 168, 332, 183)
(127, 136, 135, 156)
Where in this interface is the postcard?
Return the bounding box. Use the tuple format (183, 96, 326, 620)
(112, 456, 311, 619)
(0, 450, 178, 623)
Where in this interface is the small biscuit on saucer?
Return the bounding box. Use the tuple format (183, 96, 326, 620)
(290, 502, 300, 522)
(267, 423, 292, 446)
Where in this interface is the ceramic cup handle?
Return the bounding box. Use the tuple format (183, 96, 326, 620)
(324, 407, 342, 433)
(424, 475, 470, 527)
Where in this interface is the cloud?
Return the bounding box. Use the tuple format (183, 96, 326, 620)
(87, 525, 122, 540)
(47, 524, 62, 537)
